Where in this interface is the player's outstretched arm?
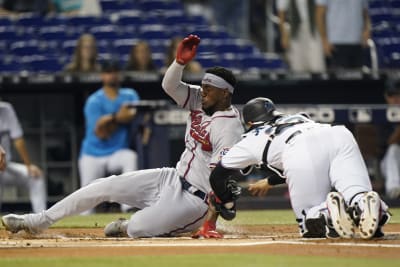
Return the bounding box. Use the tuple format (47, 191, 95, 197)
(248, 178, 273, 197)
(161, 35, 201, 105)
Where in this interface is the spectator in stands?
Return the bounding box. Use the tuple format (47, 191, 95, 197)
(316, 0, 370, 70)
(79, 60, 139, 213)
(64, 33, 101, 73)
(277, 0, 325, 73)
(0, 0, 50, 16)
(210, 0, 249, 39)
(125, 41, 157, 72)
(49, 0, 102, 16)
(0, 101, 46, 213)
(380, 80, 400, 199)
(163, 36, 202, 74)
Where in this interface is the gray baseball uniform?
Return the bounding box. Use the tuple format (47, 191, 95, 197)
(0, 101, 46, 213)
(22, 62, 243, 237)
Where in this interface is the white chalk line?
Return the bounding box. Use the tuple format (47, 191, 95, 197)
(1, 235, 400, 248)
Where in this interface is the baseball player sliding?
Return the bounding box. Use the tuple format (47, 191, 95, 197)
(198, 97, 390, 239)
(1, 34, 243, 237)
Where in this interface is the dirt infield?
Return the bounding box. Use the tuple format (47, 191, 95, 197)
(1, 224, 400, 258)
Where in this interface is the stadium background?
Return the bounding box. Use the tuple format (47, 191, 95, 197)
(0, 0, 399, 211)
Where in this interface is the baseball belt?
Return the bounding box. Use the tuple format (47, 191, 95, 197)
(180, 177, 208, 202)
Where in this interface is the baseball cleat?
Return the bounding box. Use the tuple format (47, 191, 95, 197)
(303, 216, 327, 238)
(1, 214, 28, 233)
(326, 192, 356, 238)
(358, 191, 381, 239)
(104, 218, 128, 237)
(302, 215, 339, 239)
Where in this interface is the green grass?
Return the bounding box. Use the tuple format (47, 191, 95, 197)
(0, 254, 398, 267)
(47, 208, 400, 228)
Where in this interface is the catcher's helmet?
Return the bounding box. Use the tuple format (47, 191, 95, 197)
(242, 97, 281, 126)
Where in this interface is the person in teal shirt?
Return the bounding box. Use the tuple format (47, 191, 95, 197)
(51, 0, 82, 15)
(79, 61, 139, 213)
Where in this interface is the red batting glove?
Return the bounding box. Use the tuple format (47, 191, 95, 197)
(192, 220, 223, 239)
(176, 34, 200, 65)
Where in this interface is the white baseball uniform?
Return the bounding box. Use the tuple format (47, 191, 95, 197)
(0, 101, 46, 213)
(221, 113, 382, 231)
(22, 61, 243, 237)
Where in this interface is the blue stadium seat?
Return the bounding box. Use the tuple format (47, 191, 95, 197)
(61, 39, 78, 55)
(219, 57, 240, 69)
(369, 0, 388, 9)
(41, 16, 68, 27)
(38, 26, 79, 41)
(196, 57, 218, 68)
(67, 16, 112, 31)
(371, 13, 394, 24)
(100, 0, 138, 13)
(372, 21, 394, 38)
(90, 25, 122, 41)
(139, 24, 170, 40)
(98, 52, 114, 61)
(390, 0, 400, 8)
(214, 43, 243, 54)
(97, 40, 113, 54)
(139, 0, 168, 11)
(27, 57, 64, 73)
(163, 15, 193, 26)
(148, 41, 167, 54)
(152, 58, 164, 69)
(117, 14, 143, 26)
(389, 52, 400, 68)
(9, 41, 43, 56)
(196, 44, 215, 54)
(113, 38, 139, 56)
(241, 56, 285, 70)
(15, 14, 44, 27)
(0, 26, 19, 40)
(0, 17, 13, 26)
(0, 59, 26, 73)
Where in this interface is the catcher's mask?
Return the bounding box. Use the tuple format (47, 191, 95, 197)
(242, 97, 282, 129)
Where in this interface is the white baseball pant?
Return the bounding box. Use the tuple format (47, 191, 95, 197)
(0, 161, 46, 213)
(78, 148, 138, 213)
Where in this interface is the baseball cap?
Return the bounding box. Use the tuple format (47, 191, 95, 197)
(385, 79, 400, 96)
(101, 61, 120, 72)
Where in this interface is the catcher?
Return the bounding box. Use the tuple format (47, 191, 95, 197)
(195, 97, 391, 239)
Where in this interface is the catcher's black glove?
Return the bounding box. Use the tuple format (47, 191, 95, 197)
(210, 180, 241, 221)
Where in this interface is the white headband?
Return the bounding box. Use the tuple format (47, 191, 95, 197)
(201, 73, 234, 93)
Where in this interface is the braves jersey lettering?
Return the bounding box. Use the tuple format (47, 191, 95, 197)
(190, 110, 212, 151)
